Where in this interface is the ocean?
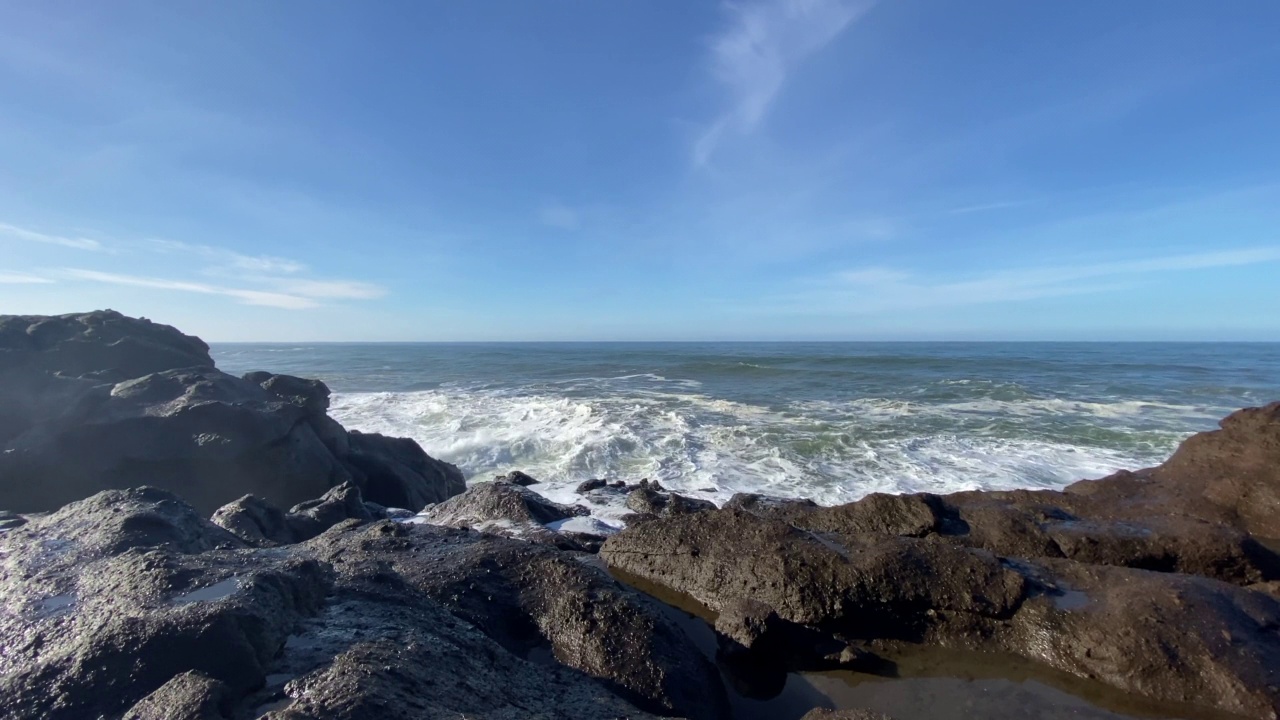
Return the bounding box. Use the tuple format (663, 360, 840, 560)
(213, 342, 1280, 524)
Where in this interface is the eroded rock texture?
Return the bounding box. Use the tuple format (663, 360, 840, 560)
(0, 310, 464, 514)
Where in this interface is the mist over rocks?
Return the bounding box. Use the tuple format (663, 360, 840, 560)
(0, 310, 464, 514)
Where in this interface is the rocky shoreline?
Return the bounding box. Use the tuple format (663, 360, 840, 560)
(1, 311, 1277, 719)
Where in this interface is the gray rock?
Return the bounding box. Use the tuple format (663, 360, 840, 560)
(0, 487, 723, 720)
(0, 488, 330, 720)
(495, 469, 540, 486)
(123, 671, 232, 720)
(344, 430, 465, 509)
(0, 310, 212, 383)
(601, 506, 1280, 718)
(210, 494, 295, 546)
(212, 483, 384, 546)
(416, 480, 589, 549)
(285, 481, 373, 541)
(303, 520, 730, 720)
(0, 311, 465, 515)
(626, 487, 717, 518)
(802, 710, 897, 720)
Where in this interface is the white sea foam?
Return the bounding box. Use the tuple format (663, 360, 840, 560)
(330, 383, 1210, 525)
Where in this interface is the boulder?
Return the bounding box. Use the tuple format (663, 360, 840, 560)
(1067, 401, 1280, 538)
(123, 671, 233, 720)
(626, 487, 717, 518)
(211, 483, 386, 546)
(210, 494, 296, 546)
(0, 311, 465, 515)
(0, 310, 212, 383)
(576, 477, 608, 493)
(343, 430, 464, 509)
(0, 488, 330, 720)
(305, 520, 731, 720)
(601, 507, 1280, 718)
(495, 469, 540, 486)
(412, 479, 589, 549)
(728, 486, 1280, 586)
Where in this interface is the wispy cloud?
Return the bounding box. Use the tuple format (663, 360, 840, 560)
(0, 271, 55, 284)
(694, 0, 874, 166)
(270, 278, 386, 300)
(148, 238, 307, 274)
(1, 219, 387, 310)
(0, 222, 103, 250)
(62, 269, 320, 310)
(538, 203, 580, 230)
(782, 246, 1280, 314)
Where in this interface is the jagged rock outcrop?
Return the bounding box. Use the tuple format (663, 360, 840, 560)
(603, 507, 1280, 718)
(306, 520, 730, 720)
(212, 482, 383, 546)
(722, 403, 1280, 586)
(411, 478, 597, 550)
(0, 310, 464, 514)
(0, 487, 727, 720)
(627, 486, 717, 518)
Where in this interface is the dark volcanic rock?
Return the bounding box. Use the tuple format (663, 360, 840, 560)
(626, 486, 717, 518)
(0, 311, 464, 514)
(212, 483, 390, 546)
(1063, 401, 1280, 539)
(343, 430, 465, 509)
(303, 520, 730, 720)
(285, 481, 374, 541)
(416, 479, 591, 549)
(576, 477, 609, 493)
(0, 488, 330, 720)
(1, 487, 725, 720)
(0, 310, 212, 383)
(601, 506, 1280, 718)
(801, 710, 896, 720)
(123, 671, 232, 720)
(729, 486, 1280, 586)
(210, 494, 296, 546)
(495, 469, 540, 486)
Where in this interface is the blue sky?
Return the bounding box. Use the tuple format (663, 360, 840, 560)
(1, 1, 1278, 341)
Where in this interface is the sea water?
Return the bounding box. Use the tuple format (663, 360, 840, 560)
(213, 342, 1280, 525)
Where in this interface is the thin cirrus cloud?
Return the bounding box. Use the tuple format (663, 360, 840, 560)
(0, 271, 55, 284)
(61, 269, 322, 309)
(0, 219, 386, 310)
(148, 238, 308, 275)
(784, 246, 1280, 313)
(0, 221, 103, 251)
(693, 0, 875, 166)
(59, 267, 388, 310)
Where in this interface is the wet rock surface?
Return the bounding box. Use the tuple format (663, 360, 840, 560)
(721, 404, 1280, 587)
(603, 504, 1280, 718)
(0, 310, 464, 514)
(800, 710, 895, 720)
(211, 482, 387, 546)
(413, 478, 594, 549)
(0, 486, 725, 720)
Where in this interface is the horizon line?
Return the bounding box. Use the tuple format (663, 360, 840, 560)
(205, 338, 1280, 345)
